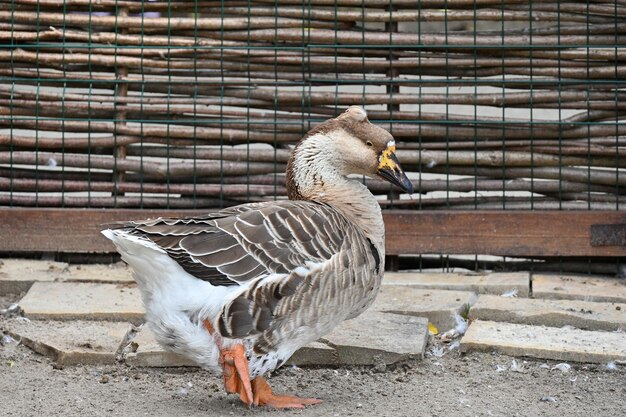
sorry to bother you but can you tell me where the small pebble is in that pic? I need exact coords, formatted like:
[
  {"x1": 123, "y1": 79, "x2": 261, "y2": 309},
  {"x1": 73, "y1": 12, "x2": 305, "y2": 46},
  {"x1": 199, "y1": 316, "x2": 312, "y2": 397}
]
[
  {"x1": 501, "y1": 288, "x2": 518, "y2": 298},
  {"x1": 1, "y1": 334, "x2": 17, "y2": 346},
  {"x1": 551, "y1": 363, "x2": 571, "y2": 373},
  {"x1": 540, "y1": 396, "x2": 557, "y2": 402},
  {"x1": 99, "y1": 375, "x2": 109, "y2": 384},
  {"x1": 510, "y1": 360, "x2": 525, "y2": 373}
]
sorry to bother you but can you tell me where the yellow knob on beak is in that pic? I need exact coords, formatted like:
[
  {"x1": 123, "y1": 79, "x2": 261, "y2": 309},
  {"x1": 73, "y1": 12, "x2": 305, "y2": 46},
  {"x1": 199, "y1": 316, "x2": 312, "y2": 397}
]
[{"x1": 376, "y1": 146, "x2": 414, "y2": 194}]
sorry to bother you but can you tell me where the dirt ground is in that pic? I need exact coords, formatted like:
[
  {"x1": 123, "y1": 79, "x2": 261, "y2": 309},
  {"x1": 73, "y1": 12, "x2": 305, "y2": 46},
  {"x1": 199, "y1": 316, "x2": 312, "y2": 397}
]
[{"x1": 1, "y1": 296, "x2": 625, "y2": 417}]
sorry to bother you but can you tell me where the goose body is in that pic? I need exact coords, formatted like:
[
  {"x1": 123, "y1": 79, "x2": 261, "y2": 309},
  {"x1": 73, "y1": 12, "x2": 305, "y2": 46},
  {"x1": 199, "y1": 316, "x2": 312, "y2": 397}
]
[{"x1": 102, "y1": 106, "x2": 413, "y2": 408}]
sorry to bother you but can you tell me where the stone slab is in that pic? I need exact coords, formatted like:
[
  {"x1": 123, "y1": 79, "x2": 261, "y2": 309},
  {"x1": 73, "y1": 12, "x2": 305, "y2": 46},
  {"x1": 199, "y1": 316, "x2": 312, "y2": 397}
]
[
  {"x1": 4, "y1": 319, "x2": 129, "y2": 365},
  {"x1": 125, "y1": 326, "x2": 198, "y2": 367},
  {"x1": 384, "y1": 272, "x2": 529, "y2": 297},
  {"x1": 322, "y1": 311, "x2": 428, "y2": 365},
  {"x1": 533, "y1": 274, "x2": 626, "y2": 303},
  {"x1": 126, "y1": 326, "x2": 338, "y2": 368},
  {"x1": 0, "y1": 259, "x2": 67, "y2": 294},
  {"x1": 126, "y1": 311, "x2": 424, "y2": 368},
  {"x1": 62, "y1": 263, "x2": 134, "y2": 283},
  {"x1": 372, "y1": 286, "x2": 476, "y2": 330},
  {"x1": 19, "y1": 282, "x2": 144, "y2": 324},
  {"x1": 460, "y1": 320, "x2": 626, "y2": 364},
  {"x1": 0, "y1": 259, "x2": 134, "y2": 295},
  {"x1": 287, "y1": 341, "x2": 338, "y2": 367},
  {"x1": 472, "y1": 295, "x2": 626, "y2": 331}
]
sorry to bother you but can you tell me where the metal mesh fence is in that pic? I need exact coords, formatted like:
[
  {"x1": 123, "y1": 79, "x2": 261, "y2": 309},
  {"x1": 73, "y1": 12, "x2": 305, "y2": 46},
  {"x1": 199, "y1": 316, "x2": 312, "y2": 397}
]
[{"x1": 1, "y1": 1, "x2": 624, "y2": 211}]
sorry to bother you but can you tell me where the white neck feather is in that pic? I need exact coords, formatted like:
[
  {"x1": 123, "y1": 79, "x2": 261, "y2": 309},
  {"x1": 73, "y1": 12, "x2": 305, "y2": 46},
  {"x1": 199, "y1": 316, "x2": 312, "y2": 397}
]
[{"x1": 289, "y1": 133, "x2": 386, "y2": 255}]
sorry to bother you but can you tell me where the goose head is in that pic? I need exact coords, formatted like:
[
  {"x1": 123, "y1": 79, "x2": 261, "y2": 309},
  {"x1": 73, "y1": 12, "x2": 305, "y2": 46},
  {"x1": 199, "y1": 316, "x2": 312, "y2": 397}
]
[{"x1": 286, "y1": 106, "x2": 414, "y2": 200}]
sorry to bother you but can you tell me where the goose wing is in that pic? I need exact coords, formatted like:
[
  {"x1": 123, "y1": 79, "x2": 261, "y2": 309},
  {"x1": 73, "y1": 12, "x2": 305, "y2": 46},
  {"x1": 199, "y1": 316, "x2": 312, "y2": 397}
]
[{"x1": 119, "y1": 200, "x2": 379, "y2": 287}]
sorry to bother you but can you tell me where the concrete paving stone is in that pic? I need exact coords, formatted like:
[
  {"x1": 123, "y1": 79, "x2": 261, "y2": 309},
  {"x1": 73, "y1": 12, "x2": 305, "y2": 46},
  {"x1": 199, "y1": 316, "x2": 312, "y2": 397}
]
[
  {"x1": 472, "y1": 295, "x2": 626, "y2": 332},
  {"x1": 0, "y1": 259, "x2": 67, "y2": 294},
  {"x1": 322, "y1": 310, "x2": 428, "y2": 366},
  {"x1": 460, "y1": 320, "x2": 626, "y2": 364},
  {"x1": 19, "y1": 282, "x2": 144, "y2": 324},
  {"x1": 126, "y1": 310, "x2": 422, "y2": 368},
  {"x1": 4, "y1": 319, "x2": 129, "y2": 365},
  {"x1": 0, "y1": 259, "x2": 134, "y2": 295},
  {"x1": 372, "y1": 285, "x2": 477, "y2": 330},
  {"x1": 125, "y1": 325, "x2": 198, "y2": 368},
  {"x1": 383, "y1": 272, "x2": 530, "y2": 297},
  {"x1": 533, "y1": 274, "x2": 626, "y2": 303},
  {"x1": 62, "y1": 263, "x2": 134, "y2": 283},
  {"x1": 287, "y1": 341, "x2": 338, "y2": 367},
  {"x1": 126, "y1": 326, "x2": 338, "y2": 368}
]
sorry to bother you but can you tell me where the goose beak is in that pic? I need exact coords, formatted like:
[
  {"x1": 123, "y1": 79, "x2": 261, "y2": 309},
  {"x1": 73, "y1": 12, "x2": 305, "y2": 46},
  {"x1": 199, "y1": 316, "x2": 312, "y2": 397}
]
[{"x1": 376, "y1": 147, "x2": 414, "y2": 194}]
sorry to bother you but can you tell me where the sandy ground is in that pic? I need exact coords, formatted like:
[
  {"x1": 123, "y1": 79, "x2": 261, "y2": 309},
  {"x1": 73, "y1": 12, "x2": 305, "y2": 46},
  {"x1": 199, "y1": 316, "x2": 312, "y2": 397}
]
[{"x1": 1, "y1": 296, "x2": 625, "y2": 417}]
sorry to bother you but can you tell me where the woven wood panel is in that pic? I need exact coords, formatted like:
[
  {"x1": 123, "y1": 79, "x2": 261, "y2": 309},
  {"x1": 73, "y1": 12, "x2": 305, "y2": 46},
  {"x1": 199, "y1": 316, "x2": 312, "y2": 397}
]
[{"x1": 1, "y1": 1, "x2": 624, "y2": 212}]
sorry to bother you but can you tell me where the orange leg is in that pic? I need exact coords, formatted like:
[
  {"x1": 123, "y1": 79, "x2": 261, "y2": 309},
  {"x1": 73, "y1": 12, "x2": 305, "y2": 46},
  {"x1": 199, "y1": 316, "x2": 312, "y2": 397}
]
[
  {"x1": 221, "y1": 345, "x2": 254, "y2": 407},
  {"x1": 202, "y1": 320, "x2": 320, "y2": 409},
  {"x1": 252, "y1": 376, "x2": 322, "y2": 409},
  {"x1": 203, "y1": 320, "x2": 253, "y2": 407}
]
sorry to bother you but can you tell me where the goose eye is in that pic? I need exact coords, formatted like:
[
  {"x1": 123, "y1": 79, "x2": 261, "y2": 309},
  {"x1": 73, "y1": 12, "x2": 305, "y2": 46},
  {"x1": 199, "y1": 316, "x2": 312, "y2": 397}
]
[{"x1": 366, "y1": 141, "x2": 373, "y2": 147}]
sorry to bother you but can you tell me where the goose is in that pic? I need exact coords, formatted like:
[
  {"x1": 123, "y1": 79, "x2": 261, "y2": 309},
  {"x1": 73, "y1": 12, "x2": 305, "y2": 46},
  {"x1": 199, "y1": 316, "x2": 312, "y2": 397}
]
[{"x1": 102, "y1": 106, "x2": 413, "y2": 409}]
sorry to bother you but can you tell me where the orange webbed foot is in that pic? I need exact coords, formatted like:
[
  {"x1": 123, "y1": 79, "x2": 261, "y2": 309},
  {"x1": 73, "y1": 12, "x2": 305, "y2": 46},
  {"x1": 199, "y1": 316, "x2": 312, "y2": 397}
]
[
  {"x1": 252, "y1": 376, "x2": 322, "y2": 409},
  {"x1": 203, "y1": 320, "x2": 319, "y2": 409},
  {"x1": 220, "y1": 345, "x2": 254, "y2": 407},
  {"x1": 203, "y1": 320, "x2": 254, "y2": 407}
]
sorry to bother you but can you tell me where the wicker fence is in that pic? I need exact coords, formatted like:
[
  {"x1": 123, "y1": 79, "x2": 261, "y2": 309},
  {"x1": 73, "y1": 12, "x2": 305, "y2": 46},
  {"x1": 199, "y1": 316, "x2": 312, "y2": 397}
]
[{"x1": 1, "y1": 1, "x2": 624, "y2": 213}]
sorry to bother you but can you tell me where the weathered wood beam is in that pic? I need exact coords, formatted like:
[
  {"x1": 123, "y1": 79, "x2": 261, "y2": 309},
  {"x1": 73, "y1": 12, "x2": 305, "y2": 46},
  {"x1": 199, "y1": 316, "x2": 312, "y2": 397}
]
[{"x1": 0, "y1": 208, "x2": 623, "y2": 257}]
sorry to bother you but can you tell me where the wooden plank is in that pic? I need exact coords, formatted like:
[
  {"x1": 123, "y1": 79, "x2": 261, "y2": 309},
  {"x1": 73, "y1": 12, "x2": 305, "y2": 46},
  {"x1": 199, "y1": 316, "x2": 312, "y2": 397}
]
[
  {"x1": 0, "y1": 208, "x2": 195, "y2": 253},
  {"x1": 384, "y1": 210, "x2": 626, "y2": 257},
  {"x1": 0, "y1": 208, "x2": 624, "y2": 256}
]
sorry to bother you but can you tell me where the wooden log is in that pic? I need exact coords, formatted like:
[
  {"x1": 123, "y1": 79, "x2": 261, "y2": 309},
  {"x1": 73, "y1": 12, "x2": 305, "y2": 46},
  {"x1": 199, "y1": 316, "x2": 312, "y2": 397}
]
[
  {"x1": 0, "y1": 195, "x2": 236, "y2": 209},
  {"x1": 428, "y1": 166, "x2": 625, "y2": 188},
  {"x1": 212, "y1": 27, "x2": 626, "y2": 48},
  {"x1": 0, "y1": 10, "x2": 346, "y2": 31},
  {"x1": 0, "y1": 151, "x2": 285, "y2": 179},
  {"x1": 9, "y1": 0, "x2": 622, "y2": 23},
  {"x1": 0, "y1": 177, "x2": 285, "y2": 197},
  {"x1": 213, "y1": 6, "x2": 608, "y2": 24},
  {"x1": 4, "y1": 83, "x2": 625, "y2": 109}
]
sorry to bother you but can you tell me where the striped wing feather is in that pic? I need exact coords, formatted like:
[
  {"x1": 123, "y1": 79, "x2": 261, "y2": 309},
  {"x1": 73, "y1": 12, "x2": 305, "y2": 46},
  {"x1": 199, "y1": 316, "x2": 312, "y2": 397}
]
[
  {"x1": 119, "y1": 200, "x2": 378, "y2": 348},
  {"x1": 120, "y1": 201, "x2": 361, "y2": 286}
]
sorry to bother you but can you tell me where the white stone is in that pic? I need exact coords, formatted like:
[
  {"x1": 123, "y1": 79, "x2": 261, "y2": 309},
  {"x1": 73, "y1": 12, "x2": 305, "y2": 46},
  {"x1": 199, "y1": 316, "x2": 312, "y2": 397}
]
[
  {"x1": 125, "y1": 326, "x2": 197, "y2": 367},
  {"x1": 384, "y1": 272, "x2": 529, "y2": 297},
  {"x1": 62, "y1": 263, "x2": 134, "y2": 283},
  {"x1": 0, "y1": 259, "x2": 66, "y2": 294},
  {"x1": 287, "y1": 342, "x2": 338, "y2": 367},
  {"x1": 472, "y1": 294, "x2": 626, "y2": 331},
  {"x1": 322, "y1": 310, "x2": 428, "y2": 365},
  {"x1": 19, "y1": 282, "x2": 144, "y2": 324},
  {"x1": 372, "y1": 286, "x2": 477, "y2": 330},
  {"x1": 533, "y1": 274, "x2": 626, "y2": 303},
  {"x1": 5, "y1": 319, "x2": 129, "y2": 365},
  {"x1": 461, "y1": 320, "x2": 626, "y2": 364}
]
